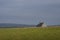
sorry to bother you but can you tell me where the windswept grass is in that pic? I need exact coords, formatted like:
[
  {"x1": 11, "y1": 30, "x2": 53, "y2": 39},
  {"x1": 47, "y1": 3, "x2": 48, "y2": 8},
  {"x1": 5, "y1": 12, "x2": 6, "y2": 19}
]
[{"x1": 0, "y1": 27, "x2": 60, "y2": 40}]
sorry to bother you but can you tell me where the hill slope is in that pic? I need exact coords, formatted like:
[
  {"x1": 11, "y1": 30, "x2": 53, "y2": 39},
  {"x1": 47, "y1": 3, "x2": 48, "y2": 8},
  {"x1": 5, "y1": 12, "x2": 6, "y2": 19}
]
[{"x1": 0, "y1": 23, "x2": 35, "y2": 28}]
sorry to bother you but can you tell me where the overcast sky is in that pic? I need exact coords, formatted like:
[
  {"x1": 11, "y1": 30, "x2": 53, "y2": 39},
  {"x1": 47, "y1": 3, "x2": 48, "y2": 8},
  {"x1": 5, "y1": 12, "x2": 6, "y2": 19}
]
[{"x1": 0, "y1": 0, "x2": 60, "y2": 25}]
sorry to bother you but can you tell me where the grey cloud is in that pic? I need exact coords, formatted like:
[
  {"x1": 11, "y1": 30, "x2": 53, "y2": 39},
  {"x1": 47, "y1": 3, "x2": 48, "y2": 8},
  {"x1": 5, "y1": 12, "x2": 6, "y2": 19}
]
[{"x1": 0, "y1": 0, "x2": 60, "y2": 25}]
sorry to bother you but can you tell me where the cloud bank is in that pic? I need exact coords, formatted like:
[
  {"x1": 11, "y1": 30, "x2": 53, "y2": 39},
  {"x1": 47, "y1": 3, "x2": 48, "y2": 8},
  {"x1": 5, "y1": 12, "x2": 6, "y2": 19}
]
[{"x1": 0, "y1": 0, "x2": 60, "y2": 25}]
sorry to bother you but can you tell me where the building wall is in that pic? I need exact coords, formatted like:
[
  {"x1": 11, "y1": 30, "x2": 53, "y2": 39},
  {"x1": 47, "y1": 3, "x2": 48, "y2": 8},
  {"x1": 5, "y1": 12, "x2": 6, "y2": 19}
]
[{"x1": 41, "y1": 23, "x2": 47, "y2": 27}]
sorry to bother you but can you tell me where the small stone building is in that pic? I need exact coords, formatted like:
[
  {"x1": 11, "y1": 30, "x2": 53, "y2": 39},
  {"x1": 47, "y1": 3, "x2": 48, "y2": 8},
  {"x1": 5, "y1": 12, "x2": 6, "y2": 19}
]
[{"x1": 36, "y1": 22, "x2": 47, "y2": 27}]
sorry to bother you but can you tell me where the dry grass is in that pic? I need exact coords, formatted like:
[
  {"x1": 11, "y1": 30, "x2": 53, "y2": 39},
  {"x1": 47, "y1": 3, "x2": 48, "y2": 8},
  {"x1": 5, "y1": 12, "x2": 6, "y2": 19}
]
[{"x1": 0, "y1": 27, "x2": 60, "y2": 40}]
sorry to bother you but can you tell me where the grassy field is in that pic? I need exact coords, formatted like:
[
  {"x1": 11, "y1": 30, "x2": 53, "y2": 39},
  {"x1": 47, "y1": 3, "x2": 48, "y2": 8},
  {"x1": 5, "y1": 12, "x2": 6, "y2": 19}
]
[{"x1": 0, "y1": 27, "x2": 60, "y2": 40}]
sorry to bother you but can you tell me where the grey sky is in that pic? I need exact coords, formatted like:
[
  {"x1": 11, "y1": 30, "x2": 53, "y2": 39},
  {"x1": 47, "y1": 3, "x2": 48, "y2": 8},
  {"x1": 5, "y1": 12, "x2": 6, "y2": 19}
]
[{"x1": 0, "y1": 0, "x2": 60, "y2": 25}]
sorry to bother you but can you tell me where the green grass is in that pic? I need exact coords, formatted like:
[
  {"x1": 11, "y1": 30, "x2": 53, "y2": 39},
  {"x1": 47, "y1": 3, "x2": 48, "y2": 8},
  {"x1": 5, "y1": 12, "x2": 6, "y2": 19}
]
[{"x1": 0, "y1": 27, "x2": 60, "y2": 40}]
